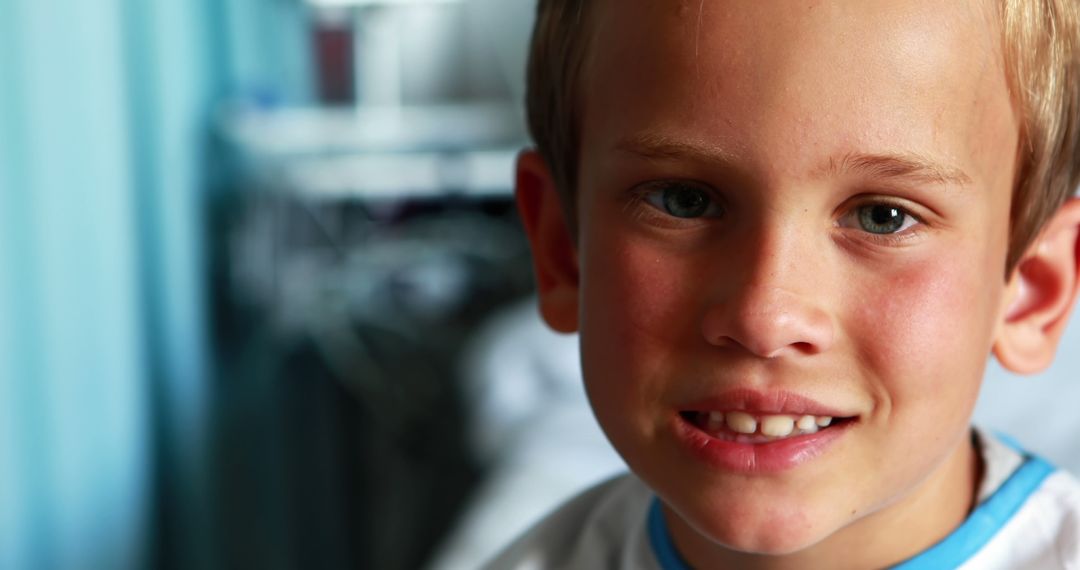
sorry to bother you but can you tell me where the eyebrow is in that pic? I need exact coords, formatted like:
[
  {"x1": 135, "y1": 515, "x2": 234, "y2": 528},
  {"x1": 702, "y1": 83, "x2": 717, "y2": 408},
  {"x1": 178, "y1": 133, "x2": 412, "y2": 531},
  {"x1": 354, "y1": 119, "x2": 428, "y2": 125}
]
[
  {"x1": 615, "y1": 133, "x2": 739, "y2": 164},
  {"x1": 614, "y1": 134, "x2": 973, "y2": 187},
  {"x1": 826, "y1": 152, "x2": 973, "y2": 187}
]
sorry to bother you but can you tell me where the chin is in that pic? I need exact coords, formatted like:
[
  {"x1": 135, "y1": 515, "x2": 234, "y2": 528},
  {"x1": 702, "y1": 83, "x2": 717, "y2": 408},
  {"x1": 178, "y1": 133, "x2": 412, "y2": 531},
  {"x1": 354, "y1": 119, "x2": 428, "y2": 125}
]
[{"x1": 674, "y1": 496, "x2": 838, "y2": 556}]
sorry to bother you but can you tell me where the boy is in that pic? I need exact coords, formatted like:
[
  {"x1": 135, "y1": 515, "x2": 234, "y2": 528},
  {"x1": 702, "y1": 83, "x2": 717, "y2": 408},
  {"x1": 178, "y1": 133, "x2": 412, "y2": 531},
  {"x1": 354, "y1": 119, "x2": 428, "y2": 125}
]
[{"x1": 488, "y1": 0, "x2": 1080, "y2": 568}]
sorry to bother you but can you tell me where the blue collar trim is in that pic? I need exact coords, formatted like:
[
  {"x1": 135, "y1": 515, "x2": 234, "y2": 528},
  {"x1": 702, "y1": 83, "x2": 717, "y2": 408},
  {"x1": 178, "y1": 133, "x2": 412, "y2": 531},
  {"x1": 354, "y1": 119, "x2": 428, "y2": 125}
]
[
  {"x1": 647, "y1": 499, "x2": 692, "y2": 570},
  {"x1": 647, "y1": 455, "x2": 1054, "y2": 570},
  {"x1": 891, "y1": 454, "x2": 1053, "y2": 569}
]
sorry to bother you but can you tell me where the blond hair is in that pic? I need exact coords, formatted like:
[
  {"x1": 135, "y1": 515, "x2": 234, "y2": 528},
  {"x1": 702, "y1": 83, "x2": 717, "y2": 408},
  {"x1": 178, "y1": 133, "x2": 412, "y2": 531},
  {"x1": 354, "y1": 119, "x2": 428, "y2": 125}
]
[
  {"x1": 1001, "y1": 0, "x2": 1080, "y2": 269},
  {"x1": 525, "y1": 0, "x2": 1080, "y2": 271}
]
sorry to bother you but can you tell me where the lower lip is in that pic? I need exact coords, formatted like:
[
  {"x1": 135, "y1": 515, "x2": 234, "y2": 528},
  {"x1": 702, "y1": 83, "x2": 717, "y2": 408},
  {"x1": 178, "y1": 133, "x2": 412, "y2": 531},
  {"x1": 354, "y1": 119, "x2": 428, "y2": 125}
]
[{"x1": 672, "y1": 414, "x2": 852, "y2": 474}]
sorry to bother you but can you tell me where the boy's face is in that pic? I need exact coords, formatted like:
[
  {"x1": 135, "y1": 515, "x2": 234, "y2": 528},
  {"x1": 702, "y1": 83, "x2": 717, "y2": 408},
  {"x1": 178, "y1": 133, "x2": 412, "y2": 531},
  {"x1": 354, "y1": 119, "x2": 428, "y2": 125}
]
[{"x1": 570, "y1": 0, "x2": 1019, "y2": 562}]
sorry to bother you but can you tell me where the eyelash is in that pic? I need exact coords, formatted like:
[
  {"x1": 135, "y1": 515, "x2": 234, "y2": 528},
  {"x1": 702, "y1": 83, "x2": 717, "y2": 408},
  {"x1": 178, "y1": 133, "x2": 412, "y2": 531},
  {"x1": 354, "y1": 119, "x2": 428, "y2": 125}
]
[
  {"x1": 628, "y1": 181, "x2": 926, "y2": 245},
  {"x1": 627, "y1": 180, "x2": 724, "y2": 225},
  {"x1": 837, "y1": 199, "x2": 925, "y2": 246}
]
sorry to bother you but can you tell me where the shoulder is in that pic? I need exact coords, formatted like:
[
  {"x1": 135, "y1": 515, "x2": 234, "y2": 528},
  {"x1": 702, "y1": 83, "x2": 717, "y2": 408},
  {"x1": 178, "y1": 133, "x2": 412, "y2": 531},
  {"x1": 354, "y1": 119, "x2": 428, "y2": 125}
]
[
  {"x1": 1020, "y1": 469, "x2": 1080, "y2": 568},
  {"x1": 913, "y1": 430, "x2": 1080, "y2": 569},
  {"x1": 964, "y1": 457, "x2": 1080, "y2": 569},
  {"x1": 482, "y1": 472, "x2": 660, "y2": 570}
]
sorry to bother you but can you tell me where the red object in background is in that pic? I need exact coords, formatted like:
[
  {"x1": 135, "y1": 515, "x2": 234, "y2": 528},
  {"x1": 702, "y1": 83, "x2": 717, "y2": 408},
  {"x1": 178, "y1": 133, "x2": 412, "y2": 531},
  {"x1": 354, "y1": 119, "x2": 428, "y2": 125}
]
[{"x1": 314, "y1": 20, "x2": 355, "y2": 104}]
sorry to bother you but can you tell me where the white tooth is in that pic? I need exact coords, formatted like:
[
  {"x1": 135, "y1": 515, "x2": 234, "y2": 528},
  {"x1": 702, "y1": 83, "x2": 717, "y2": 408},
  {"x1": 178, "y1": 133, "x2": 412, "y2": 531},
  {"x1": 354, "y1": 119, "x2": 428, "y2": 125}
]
[
  {"x1": 726, "y1": 412, "x2": 757, "y2": 434},
  {"x1": 761, "y1": 415, "x2": 795, "y2": 437},
  {"x1": 796, "y1": 415, "x2": 817, "y2": 431},
  {"x1": 706, "y1": 412, "x2": 725, "y2": 432},
  {"x1": 816, "y1": 416, "x2": 833, "y2": 427}
]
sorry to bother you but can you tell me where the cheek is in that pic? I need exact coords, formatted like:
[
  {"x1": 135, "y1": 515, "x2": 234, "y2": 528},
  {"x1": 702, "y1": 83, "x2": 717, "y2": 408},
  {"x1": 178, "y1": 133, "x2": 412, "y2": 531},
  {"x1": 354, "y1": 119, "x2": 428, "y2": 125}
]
[
  {"x1": 581, "y1": 233, "x2": 695, "y2": 354},
  {"x1": 850, "y1": 251, "x2": 997, "y2": 420},
  {"x1": 577, "y1": 230, "x2": 701, "y2": 421}
]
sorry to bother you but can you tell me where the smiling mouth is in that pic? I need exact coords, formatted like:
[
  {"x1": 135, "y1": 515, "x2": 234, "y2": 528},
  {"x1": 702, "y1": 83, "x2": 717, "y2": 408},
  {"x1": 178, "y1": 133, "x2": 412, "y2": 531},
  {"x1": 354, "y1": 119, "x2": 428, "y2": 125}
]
[{"x1": 680, "y1": 410, "x2": 857, "y2": 443}]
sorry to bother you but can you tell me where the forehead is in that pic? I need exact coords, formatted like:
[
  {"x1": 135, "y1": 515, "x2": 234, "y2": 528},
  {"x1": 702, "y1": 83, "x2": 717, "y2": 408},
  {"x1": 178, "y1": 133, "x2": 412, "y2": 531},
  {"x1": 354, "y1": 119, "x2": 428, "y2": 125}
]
[{"x1": 580, "y1": 0, "x2": 1016, "y2": 187}]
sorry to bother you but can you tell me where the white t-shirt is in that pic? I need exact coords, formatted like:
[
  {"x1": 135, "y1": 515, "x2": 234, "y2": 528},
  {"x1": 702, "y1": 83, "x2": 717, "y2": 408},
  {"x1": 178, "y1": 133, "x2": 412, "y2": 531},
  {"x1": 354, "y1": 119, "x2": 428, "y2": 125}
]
[{"x1": 484, "y1": 430, "x2": 1080, "y2": 569}]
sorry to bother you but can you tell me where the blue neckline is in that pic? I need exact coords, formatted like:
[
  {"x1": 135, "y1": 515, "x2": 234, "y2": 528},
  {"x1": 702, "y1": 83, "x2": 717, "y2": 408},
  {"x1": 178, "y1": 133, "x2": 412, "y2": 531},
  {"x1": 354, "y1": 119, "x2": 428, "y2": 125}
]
[
  {"x1": 891, "y1": 454, "x2": 1053, "y2": 568},
  {"x1": 647, "y1": 498, "x2": 692, "y2": 570},
  {"x1": 647, "y1": 455, "x2": 1054, "y2": 570}
]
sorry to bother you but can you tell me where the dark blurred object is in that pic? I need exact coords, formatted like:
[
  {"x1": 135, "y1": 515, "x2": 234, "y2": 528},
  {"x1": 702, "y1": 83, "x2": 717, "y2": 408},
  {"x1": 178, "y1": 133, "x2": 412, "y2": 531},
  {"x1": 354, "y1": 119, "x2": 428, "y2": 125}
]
[
  {"x1": 313, "y1": 10, "x2": 355, "y2": 104},
  {"x1": 208, "y1": 99, "x2": 530, "y2": 569},
  {"x1": 207, "y1": 0, "x2": 531, "y2": 562}
]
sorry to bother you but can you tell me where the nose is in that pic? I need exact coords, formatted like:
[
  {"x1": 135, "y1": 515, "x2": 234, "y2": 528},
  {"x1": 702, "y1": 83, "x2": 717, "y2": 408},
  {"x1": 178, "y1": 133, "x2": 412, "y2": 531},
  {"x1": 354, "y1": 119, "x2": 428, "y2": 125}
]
[{"x1": 700, "y1": 228, "x2": 835, "y2": 359}]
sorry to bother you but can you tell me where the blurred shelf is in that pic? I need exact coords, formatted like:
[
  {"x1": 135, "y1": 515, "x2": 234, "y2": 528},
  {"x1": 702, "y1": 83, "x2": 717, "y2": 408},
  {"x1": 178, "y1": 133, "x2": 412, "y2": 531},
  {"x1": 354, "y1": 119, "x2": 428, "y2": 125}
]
[
  {"x1": 222, "y1": 101, "x2": 525, "y2": 155},
  {"x1": 305, "y1": 0, "x2": 462, "y2": 7},
  {"x1": 270, "y1": 148, "x2": 520, "y2": 200},
  {"x1": 218, "y1": 102, "x2": 528, "y2": 200}
]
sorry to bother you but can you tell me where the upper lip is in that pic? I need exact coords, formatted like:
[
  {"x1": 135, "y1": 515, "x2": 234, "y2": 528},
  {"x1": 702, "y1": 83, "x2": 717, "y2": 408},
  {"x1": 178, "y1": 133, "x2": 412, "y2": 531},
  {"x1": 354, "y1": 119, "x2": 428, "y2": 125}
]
[{"x1": 679, "y1": 388, "x2": 857, "y2": 418}]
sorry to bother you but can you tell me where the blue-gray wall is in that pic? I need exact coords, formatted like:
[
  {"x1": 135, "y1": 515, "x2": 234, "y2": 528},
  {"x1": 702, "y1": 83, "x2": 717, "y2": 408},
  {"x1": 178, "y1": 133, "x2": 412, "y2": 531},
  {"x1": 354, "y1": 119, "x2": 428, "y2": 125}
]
[{"x1": 0, "y1": 1, "x2": 310, "y2": 568}]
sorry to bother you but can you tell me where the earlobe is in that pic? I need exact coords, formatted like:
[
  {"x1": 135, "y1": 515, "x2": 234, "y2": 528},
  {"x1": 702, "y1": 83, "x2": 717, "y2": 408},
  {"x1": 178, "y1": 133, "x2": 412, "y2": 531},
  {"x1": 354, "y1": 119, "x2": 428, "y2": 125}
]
[
  {"x1": 994, "y1": 197, "x2": 1080, "y2": 374},
  {"x1": 515, "y1": 150, "x2": 580, "y2": 333}
]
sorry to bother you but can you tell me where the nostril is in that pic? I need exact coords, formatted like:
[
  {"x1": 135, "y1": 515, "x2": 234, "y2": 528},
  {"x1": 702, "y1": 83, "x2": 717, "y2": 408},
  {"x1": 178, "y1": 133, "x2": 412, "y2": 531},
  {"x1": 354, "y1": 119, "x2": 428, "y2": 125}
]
[{"x1": 705, "y1": 334, "x2": 740, "y2": 350}]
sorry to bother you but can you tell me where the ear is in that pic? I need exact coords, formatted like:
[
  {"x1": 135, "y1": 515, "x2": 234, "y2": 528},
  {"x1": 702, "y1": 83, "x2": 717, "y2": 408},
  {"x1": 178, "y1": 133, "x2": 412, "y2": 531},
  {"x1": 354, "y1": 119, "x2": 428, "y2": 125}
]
[
  {"x1": 994, "y1": 197, "x2": 1080, "y2": 374},
  {"x1": 515, "y1": 150, "x2": 580, "y2": 333}
]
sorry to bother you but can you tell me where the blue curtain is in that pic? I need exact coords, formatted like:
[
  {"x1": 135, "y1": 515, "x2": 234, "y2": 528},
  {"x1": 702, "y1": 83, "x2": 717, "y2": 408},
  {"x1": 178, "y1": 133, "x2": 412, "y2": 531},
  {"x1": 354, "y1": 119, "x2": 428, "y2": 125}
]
[{"x1": 0, "y1": 1, "x2": 309, "y2": 569}]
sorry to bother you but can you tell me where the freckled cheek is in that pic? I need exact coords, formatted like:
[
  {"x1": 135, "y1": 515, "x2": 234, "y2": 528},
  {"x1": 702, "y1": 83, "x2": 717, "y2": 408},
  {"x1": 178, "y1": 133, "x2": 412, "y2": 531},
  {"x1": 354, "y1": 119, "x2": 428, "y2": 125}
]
[
  {"x1": 582, "y1": 236, "x2": 696, "y2": 342},
  {"x1": 579, "y1": 234, "x2": 701, "y2": 411}
]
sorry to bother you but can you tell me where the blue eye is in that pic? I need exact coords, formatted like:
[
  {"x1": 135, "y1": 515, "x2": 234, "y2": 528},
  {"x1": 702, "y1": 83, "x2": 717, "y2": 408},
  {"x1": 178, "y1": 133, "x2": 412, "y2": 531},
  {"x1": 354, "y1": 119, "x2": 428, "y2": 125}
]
[
  {"x1": 842, "y1": 203, "x2": 918, "y2": 234},
  {"x1": 858, "y1": 204, "x2": 907, "y2": 234},
  {"x1": 642, "y1": 182, "x2": 723, "y2": 219}
]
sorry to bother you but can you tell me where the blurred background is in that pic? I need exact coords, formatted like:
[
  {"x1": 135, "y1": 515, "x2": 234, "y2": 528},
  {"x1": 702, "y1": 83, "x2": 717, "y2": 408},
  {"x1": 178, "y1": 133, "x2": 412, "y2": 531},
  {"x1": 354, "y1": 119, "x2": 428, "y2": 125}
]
[{"x1": 0, "y1": 1, "x2": 1077, "y2": 569}]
